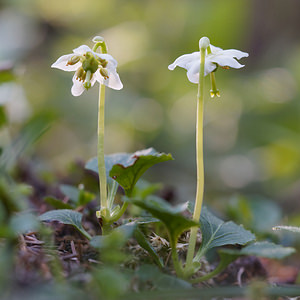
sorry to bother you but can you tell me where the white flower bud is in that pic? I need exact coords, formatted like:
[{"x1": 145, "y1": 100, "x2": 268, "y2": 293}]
[
  {"x1": 199, "y1": 37, "x2": 210, "y2": 49},
  {"x1": 92, "y1": 36, "x2": 105, "y2": 43}
]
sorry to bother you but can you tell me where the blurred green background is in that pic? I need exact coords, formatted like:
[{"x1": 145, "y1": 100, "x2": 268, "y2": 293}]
[{"x1": 1, "y1": 0, "x2": 300, "y2": 214}]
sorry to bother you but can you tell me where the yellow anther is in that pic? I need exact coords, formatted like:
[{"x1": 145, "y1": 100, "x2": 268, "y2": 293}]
[
  {"x1": 75, "y1": 67, "x2": 86, "y2": 82},
  {"x1": 210, "y1": 89, "x2": 220, "y2": 98},
  {"x1": 100, "y1": 68, "x2": 109, "y2": 79},
  {"x1": 67, "y1": 55, "x2": 80, "y2": 65},
  {"x1": 98, "y1": 58, "x2": 108, "y2": 68}
]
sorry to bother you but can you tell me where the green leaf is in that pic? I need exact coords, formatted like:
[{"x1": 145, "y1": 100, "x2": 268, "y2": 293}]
[
  {"x1": 239, "y1": 241, "x2": 295, "y2": 259},
  {"x1": 86, "y1": 148, "x2": 173, "y2": 196},
  {"x1": 39, "y1": 209, "x2": 91, "y2": 240},
  {"x1": 0, "y1": 106, "x2": 7, "y2": 129},
  {"x1": 90, "y1": 223, "x2": 137, "y2": 264},
  {"x1": 273, "y1": 225, "x2": 300, "y2": 234},
  {"x1": 60, "y1": 184, "x2": 79, "y2": 202},
  {"x1": 134, "y1": 227, "x2": 163, "y2": 268},
  {"x1": 92, "y1": 267, "x2": 129, "y2": 299},
  {"x1": 127, "y1": 216, "x2": 160, "y2": 224},
  {"x1": 0, "y1": 63, "x2": 15, "y2": 84},
  {"x1": 193, "y1": 241, "x2": 295, "y2": 283},
  {"x1": 0, "y1": 179, "x2": 29, "y2": 216},
  {"x1": 136, "y1": 265, "x2": 191, "y2": 290},
  {"x1": 44, "y1": 196, "x2": 74, "y2": 209},
  {"x1": 228, "y1": 195, "x2": 282, "y2": 233},
  {"x1": 191, "y1": 250, "x2": 237, "y2": 283},
  {"x1": 125, "y1": 196, "x2": 198, "y2": 245},
  {"x1": 0, "y1": 113, "x2": 52, "y2": 171},
  {"x1": 90, "y1": 222, "x2": 137, "y2": 249},
  {"x1": 86, "y1": 152, "x2": 129, "y2": 184},
  {"x1": 110, "y1": 148, "x2": 173, "y2": 196},
  {"x1": 59, "y1": 184, "x2": 95, "y2": 207},
  {"x1": 132, "y1": 180, "x2": 162, "y2": 199},
  {"x1": 195, "y1": 207, "x2": 255, "y2": 260},
  {"x1": 78, "y1": 189, "x2": 95, "y2": 206},
  {"x1": 221, "y1": 241, "x2": 295, "y2": 260},
  {"x1": 10, "y1": 212, "x2": 40, "y2": 235}
]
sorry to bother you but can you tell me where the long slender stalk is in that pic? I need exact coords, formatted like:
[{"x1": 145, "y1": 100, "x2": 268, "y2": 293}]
[
  {"x1": 97, "y1": 83, "x2": 108, "y2": 215},
  {"x1": 93, "y1": 40, "x2": 110, "y2": 223},
  {"x1": 185, "y1": 44, "x2": 207, "y2": 271}
]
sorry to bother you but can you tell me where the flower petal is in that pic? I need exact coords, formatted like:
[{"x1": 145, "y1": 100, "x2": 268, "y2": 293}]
[
  {"x1": 210, "y1": 45, "x2": 224, "y2": 55},
  {"x1": 210, "y1": 54, "x2": 245, "y2": 69},
  {"x1": 95, "y1": 53, "x2": 118, "y2": 68},
  {"x1": 73, "y1": 45, "x2": 92, "y2": 55},
  {"x1": 221, "y1": 49, "x2": 249, "y2": 60},
  {"x1": 106, "y1": 71, "x2": 123, "y2": 90},
  {"x1": 204, "y1": 60, "x2": 218, "y2": 76},
  {"x1": 51, "y1": 54, "x2": 80, "y2": 71},
  {"x1": 90, "y1": 73, "x2": 97, "y2": 87},
  {"x1": 184, "y1": 60, "x2": 217, "y2": 83},
  {"x1": 71, "y1": 74, "x2": 85, "y2": 97},
  {"x1": 95, "y1": 69, "x2": 123, "y2": 90},
  {"x1": 186, "y1": 61, "x2": 200, "y2": 84},
  {"x1": 168, "y1": 52, "x2": 199, "y2": 71}
]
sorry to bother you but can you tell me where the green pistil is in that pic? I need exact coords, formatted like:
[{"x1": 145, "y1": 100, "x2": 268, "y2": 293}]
[
  {"x1": 83, "y1": 70, "x2": 92, "y2": 89},
  {"x1": 82, "y1": 52, "x2": 99, "y2": 73}
]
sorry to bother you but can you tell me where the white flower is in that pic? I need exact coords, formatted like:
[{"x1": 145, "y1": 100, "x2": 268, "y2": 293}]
[
  {"x1": 168, "y1": 45, "x2": 248, "y2": 84},
  {"x1": 51, "y1": 45, "x2": 123, "y2": 96}
]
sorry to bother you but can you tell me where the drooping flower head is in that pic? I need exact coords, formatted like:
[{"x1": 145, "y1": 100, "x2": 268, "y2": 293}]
[
  {"x1": 51, "y1": 39, "x2": 123, "y2": 96},
  {"x1": 168, "y1": 41, "x2": 248, "y2": 85}
]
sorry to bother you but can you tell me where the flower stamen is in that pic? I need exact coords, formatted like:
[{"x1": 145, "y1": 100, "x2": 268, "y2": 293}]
[
  {"x1": 210, "y1": 72, "x2": 220, "y2": 98},
  {"x1": 99, "y1": 67, "x2": 109, "y2": 80},
  {"x1": 75, "y1": 67, "x2": 86, "y2": 82},
  {"x1": 98, "y1": 58, "x2": 108, "y2": 68},
  {"x1": 67, "y1": 55, "x2": 80, "y2": 66}
]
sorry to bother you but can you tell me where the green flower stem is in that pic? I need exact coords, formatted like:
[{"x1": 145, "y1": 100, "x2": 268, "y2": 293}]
[
  {"x1": 93, "y1": 39, "x2": 111, "y2": 226},
  {"x1": 185, "y1": 43, "x2": 207, "y2": 271},
  {"x1": 97, "y1": 83, "x2": 108, "y2": 217},
  {"x1": 93, "y1": 41, "x2": 108, "y2": 54},
  {"x1": 170, "y1": 238, "x2": 184, "y2": 277}
]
